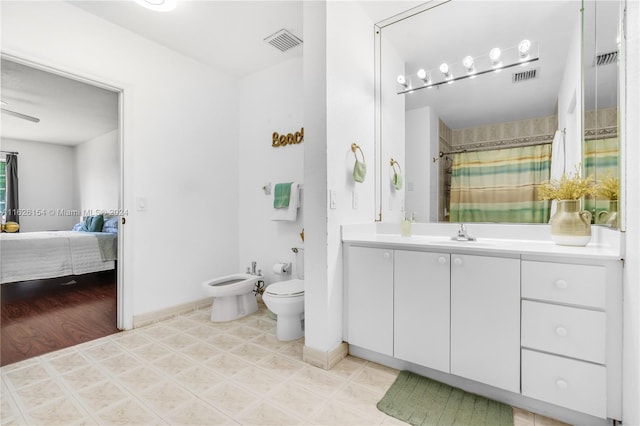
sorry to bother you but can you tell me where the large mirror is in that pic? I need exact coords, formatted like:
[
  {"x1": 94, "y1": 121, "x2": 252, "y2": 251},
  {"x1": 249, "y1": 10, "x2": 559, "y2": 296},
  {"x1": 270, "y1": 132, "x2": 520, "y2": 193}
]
[
  {"x1": 376, "y1": 0, "x2": 623, "y2": 228},
  {"x1": 583, "y1": 0, "x2": 623, "y2": 229}
]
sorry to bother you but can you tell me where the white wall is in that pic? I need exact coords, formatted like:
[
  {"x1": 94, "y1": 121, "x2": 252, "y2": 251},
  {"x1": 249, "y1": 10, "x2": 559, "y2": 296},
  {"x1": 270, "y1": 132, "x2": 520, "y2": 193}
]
[
  {"x1": 237, "y1": 58, "x2": 304, "y2": 285},
  {"x1": 557, "y1": 11, "x2": 583, "y2": 174},
  {"x1": 1, "y1": 1, "x2": 239, "y2": 323},
  {"x1": 303, "y1": 1, "x2": 375, "y2": 353},
  {"x1": 405, "y1": 106, "x2": 439, "y2": 222},
  {"x1": 1, "y1": 138, "x2": 78, "y2": 232},
  {"x1": 75, "y1": 129, "x2": 119, "y2": 214}
]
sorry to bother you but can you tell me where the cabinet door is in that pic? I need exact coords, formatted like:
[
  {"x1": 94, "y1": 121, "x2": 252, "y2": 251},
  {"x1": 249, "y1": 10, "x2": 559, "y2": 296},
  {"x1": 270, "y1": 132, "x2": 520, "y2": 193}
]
[
  {"x1": 451, "y1": 254, "x2": 520, "y2": 393},
  {"x1": 346, "y1": 246, "x2": 394, "y2": 356},
  {"x1": 394, "y1": 251, "x2": 450, "y2": 373}
]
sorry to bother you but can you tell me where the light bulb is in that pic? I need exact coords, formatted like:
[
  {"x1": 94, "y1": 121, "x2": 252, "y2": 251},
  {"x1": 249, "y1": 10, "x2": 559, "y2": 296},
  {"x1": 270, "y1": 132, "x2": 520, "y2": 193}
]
[
  {"x1": 397, "y1": 75, "x2": 407, "y2": 87},
  {"x1": 416, "y1": 69, "x2": 431, "y2": 85},
  {"x1": 489, "y1": 47, "x2": 502, "y2": 69},
  {"x1": 518, "y1": 39, "x2": 531, "y2": 60},
  {"x1": 439, "y1": 63, "x2": 449, "y2": 74},
  {"x1": 462, "y1": 56, "x2": 475, "y2": 74}
]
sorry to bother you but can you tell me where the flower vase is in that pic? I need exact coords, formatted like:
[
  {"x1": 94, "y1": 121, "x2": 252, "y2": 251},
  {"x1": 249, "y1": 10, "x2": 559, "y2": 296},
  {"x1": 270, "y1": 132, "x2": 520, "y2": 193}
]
[
  {"x1": 597, "y1": 201, "x2": 618, "y2": 228},
  {"x1": 550, "y1": 199, "x2": 592, "y2": 246}
]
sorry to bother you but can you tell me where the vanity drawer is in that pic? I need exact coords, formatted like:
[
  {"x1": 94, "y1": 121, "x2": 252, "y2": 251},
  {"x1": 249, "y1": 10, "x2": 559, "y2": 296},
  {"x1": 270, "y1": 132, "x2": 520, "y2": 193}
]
[
  {"x1": 521, "y1": 261, "x2": 606, "y2": 309},
  {"x1": 521, "y1": 301, "x2": 606, "y2": 364},
  {"x1": 522, "y1": 349, "x2": 606, "y2": 419}
]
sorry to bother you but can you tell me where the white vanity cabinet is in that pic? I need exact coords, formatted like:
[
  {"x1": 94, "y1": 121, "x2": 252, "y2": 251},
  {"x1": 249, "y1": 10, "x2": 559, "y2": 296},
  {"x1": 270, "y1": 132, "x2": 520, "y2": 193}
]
[
  {"x1": 394, "y1": 250, "x2": 450, "y2": 373},
  {"x1": 520, "y1": 259, "x2": 622, "y2": 419},
  {"x1": 450, "y1": 254, "x2": 520, "y2": 393},
  {"x1": 346, "y1": 246, "x2": 394, "y2": 356}
]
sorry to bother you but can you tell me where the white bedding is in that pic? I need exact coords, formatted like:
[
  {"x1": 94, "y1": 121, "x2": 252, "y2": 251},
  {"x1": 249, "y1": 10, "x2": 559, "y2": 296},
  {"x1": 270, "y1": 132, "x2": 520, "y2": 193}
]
[{"x1": 0, "y1": 231, "x2": 116, "y2": 284}]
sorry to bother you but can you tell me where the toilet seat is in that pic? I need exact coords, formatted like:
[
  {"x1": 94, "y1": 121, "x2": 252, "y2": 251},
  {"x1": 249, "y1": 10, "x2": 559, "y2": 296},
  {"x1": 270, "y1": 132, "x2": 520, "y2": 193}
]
[{"x1": 265, "y1": 279, "x2": 304, "y2": 298}]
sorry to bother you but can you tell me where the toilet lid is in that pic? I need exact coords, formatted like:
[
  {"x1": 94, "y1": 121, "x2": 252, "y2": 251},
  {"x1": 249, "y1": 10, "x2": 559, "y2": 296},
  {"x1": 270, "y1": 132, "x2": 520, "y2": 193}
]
[{"x1": 265, "y1": 279, "x2": 304, "y2": 297}]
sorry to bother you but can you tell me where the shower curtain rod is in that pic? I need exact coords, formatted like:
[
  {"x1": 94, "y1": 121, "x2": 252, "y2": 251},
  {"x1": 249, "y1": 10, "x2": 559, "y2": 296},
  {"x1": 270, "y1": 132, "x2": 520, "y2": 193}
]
[
  {"x1": 436, "y1": 139, "x2": 553, "y2": 160},
  {"x1": 1, "y1": 150, "x2": 19, "y2": 155}
]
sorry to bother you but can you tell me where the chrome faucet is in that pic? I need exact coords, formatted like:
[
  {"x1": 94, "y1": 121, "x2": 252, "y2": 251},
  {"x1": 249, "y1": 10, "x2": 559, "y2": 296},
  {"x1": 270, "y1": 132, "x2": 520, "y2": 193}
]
[
  {"x1": 452, "y1": 223, "x2": 476, "y2": 241},
  {"x1": 251, "y1": 261, "x2": 257, "y2": 275}
]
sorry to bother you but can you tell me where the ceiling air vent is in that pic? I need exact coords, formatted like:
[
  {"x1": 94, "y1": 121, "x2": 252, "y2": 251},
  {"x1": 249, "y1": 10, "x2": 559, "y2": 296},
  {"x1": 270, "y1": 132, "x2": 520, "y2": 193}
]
[
  {"x1": 264, "y1": 29, "x2": 302, "y2": 52},
  {"x1": 595, "y1": 51, "x2": 618, "y2": 66},
  {"x1": 512, "y1": 68, "x2": 538, "y2": 83}
]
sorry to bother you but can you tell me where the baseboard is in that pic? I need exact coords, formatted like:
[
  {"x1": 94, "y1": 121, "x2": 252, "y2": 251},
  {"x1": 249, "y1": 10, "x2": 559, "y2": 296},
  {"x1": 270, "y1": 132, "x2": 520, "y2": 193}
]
[
  {"x1": 133, "y1": 297, "x2": 212, "y2": 328},
  {"x1": 303, "y1": 341, "x2": 348, "y2": 370}
]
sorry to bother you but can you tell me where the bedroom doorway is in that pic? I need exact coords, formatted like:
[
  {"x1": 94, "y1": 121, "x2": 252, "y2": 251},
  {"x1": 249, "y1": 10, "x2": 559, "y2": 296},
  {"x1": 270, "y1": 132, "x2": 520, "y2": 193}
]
[{"x1": 0, "y1": 55, "x2": 125, "y2": 365}]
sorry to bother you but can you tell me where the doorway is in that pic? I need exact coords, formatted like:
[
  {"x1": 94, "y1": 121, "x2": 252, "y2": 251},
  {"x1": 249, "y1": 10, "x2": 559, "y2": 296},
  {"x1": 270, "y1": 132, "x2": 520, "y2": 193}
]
[{"x1": 0, "y1": 55, "x2": 125, "y2": 365}]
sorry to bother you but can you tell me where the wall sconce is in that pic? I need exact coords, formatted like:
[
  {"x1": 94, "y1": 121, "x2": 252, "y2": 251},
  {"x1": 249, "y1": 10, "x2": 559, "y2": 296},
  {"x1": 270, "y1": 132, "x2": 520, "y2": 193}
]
[{"x1": 396, "y1": 39, "x2": 539, "y2": 95}]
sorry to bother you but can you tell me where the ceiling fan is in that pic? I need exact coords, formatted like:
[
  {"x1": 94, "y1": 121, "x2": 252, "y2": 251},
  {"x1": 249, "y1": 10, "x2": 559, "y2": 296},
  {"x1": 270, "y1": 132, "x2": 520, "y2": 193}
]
[{"x1": 0, "y1": 100, "x2": 40, "y2": 123}]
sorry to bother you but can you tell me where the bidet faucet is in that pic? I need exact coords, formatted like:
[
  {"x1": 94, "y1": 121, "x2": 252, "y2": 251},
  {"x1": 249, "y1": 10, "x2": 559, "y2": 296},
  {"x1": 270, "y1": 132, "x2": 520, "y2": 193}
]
[{"x1": 452, "y1": 223, "x2": 476, "y2": 241}]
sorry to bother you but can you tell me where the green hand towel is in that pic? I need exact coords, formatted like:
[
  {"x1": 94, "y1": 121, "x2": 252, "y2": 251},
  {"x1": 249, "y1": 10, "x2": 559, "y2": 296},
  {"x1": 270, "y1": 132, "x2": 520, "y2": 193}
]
[
  {"x1": 393, "y1": 172, "x2": 403, "y2": 190},
  {"x1": 273, "y1": 182, "x2": 293, "y2": 208},
  {"x1": 353, "y1": 160, "x2": 367, "y2": 183}
]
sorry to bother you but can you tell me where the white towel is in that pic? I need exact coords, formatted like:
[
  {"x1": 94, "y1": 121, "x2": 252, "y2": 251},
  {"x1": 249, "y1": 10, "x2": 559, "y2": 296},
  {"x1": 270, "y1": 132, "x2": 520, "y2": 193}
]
[
  {"x1": 550, "y1": 129, "x2": 565, "y2": 181},
  {"x1": 549, "y1": 129, "x2": 566, "y2": 219},
  {"x1": 271, "y1": 183, "x2": 299, "y2": 221}
]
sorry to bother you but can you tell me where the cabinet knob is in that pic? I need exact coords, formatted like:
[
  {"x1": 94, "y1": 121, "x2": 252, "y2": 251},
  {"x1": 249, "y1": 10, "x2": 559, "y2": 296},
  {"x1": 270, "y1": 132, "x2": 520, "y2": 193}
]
[
  {"x1": 438, "y1": 256, "x2": 447, "y2": 264},
  {"x1": 555, "y1": 379, "x2": 568, "y2": 389},
  {"x1": 453, "y1": 258, "x2": 463, "y2": 266},
  {"x1": 383, "y1": 252, "x2": 391, "y2": 259},
  {"x1": 555, "y1": 327, "x2": 568, "y2": 337},
  {"x1": 555, "y1": 279, "x2": 568, "y2": 289}
]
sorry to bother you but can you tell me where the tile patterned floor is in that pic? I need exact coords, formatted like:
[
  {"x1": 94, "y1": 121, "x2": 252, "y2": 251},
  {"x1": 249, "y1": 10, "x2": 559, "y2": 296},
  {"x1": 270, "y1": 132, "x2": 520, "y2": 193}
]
[{"x1": 0, "y1": 303, "x2": 568, "y2": 425}]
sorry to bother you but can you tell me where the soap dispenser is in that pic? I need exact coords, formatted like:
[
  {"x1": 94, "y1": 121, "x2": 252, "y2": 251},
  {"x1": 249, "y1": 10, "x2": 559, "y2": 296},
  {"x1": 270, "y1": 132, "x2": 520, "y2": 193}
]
[{"x1": 400, "y1": 215, "x2": 412, "y2": 237}]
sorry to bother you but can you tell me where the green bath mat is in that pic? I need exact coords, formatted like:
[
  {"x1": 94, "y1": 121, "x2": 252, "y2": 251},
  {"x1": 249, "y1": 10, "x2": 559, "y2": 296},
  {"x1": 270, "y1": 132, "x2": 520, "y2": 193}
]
[{"x1": 377, "y1": 371, "x2": 513, "y2": 426}]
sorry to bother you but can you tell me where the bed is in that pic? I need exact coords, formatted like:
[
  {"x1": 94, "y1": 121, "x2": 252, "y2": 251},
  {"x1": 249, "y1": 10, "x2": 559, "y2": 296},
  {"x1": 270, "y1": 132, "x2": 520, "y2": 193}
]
[{"x1": 0, "y1": 231, "x2": 117, "y2": 284}]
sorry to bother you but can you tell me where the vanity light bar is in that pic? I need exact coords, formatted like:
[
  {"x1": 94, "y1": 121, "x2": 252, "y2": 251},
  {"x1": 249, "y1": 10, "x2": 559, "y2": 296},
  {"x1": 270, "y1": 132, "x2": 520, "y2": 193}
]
[{"x1": 396, "y1": 40, "x2": 539, "y2": 95}]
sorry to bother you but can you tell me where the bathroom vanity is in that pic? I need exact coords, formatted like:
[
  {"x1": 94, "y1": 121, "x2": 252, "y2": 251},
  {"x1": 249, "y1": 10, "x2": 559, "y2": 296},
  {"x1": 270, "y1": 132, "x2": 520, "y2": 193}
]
[{"x1": 342, "y1": 223, "x2": 622, "y2": 424}]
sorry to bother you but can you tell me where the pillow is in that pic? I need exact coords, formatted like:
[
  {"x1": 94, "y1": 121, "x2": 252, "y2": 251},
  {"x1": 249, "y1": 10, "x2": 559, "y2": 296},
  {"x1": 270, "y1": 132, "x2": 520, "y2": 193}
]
[
  {"x1": 72, "y1": 222, "x2": 84, "y2": 231},
  {"x1": 102, "y1": 216, "x2": 119, "y2": 231},
  {"x1": 80, "y1": 214, "x2": 104, "y2": 232}
]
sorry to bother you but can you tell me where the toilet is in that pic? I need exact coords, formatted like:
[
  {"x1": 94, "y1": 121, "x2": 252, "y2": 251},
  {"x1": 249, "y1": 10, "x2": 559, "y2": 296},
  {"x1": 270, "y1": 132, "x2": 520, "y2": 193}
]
[
  {"x1": 263, "y1": 278, "x2": 304, "y2": 341},
  {"x1": 202, "y1": 273, "x2": 262, "y2": 322}
]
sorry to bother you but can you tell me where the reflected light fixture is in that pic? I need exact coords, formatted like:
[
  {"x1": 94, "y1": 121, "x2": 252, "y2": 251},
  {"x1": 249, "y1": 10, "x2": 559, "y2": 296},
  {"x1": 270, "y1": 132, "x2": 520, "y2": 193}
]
[
  {"x1": 462, "y1": 56, "x2": 476, "y2": 75},
  {"x1": 518, "y1": 39, "x2": 531, "y2": 61},
  {"x1": 134, "y1": 0, "x2": 177, "y2": 12},
  {"x1": 417, "y1": 68, "x2": 432, "y2": 86},
  {"x1": 439, "y1": 63, "x2": 452, "y2": 81},
  {"x1": 489, "y1": 47, "x2": 502, "y2": 69},
  {"x1": 397, "y1": 75, "x2": 408, "y2": 89}
]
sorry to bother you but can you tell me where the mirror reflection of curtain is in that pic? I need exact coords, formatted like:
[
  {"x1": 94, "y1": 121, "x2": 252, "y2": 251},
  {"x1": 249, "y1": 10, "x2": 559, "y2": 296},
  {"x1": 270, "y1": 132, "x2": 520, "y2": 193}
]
[
  {"x1": 449, "y1": 145, "x2": 552, "y2": 223},
  {"x1": 5, "y1": 154, "x2": 19, "y2": 224},
  {"x1": 583, "y1": 137, "x2": 619, "y2": 216}
]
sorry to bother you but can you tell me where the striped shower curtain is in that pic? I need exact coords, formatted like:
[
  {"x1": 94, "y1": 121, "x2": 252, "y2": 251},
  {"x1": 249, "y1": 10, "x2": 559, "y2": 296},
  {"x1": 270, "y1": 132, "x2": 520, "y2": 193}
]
[
  {"x1": 583, "y1": 137, "x2": 619, "y2": 215},
  {"x1": 449, "y1": 144, "x2": 552, "y2": 223}
]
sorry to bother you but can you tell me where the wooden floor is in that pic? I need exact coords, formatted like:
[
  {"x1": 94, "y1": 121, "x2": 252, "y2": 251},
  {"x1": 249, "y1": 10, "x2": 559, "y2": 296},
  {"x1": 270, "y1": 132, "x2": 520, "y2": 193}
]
[{"x1": 1, "y1": 270, "x2": 119, "y2": 367}]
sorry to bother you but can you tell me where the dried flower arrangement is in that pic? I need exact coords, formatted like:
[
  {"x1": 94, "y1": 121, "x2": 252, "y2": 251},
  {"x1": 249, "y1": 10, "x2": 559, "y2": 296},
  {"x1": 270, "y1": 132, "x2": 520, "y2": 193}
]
[
  {"x1": 538, "y1": 167, "x2": 599, "y2": 200},
  {"x1": 597, "y1": 175, "x2": 620, "y2": 201}
]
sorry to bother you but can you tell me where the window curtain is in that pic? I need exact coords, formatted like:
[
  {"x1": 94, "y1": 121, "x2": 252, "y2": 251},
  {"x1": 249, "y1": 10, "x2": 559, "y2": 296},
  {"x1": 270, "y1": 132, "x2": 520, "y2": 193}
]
[
  {"x1": 5, "y1": 154, "x2": 19, "y2": 224},
  {"x1": 449, "y1": 144, "x2": 552, "y2": 223}
]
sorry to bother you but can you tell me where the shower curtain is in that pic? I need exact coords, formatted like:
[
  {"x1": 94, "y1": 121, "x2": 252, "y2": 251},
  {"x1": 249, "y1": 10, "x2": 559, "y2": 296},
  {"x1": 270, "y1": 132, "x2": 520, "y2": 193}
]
[
  {"x1": 449, "y1": 144, "x2": 552, "y2": 223},
  {"x1": 583, "y1": 137, "x2": 619, "y2": 216}
]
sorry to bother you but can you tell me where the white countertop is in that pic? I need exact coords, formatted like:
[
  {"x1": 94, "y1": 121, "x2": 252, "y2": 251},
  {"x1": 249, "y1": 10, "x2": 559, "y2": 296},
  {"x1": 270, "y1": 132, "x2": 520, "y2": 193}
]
[{"x1": 342, "y1": 223, "x2": 623, "y2": 261}]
